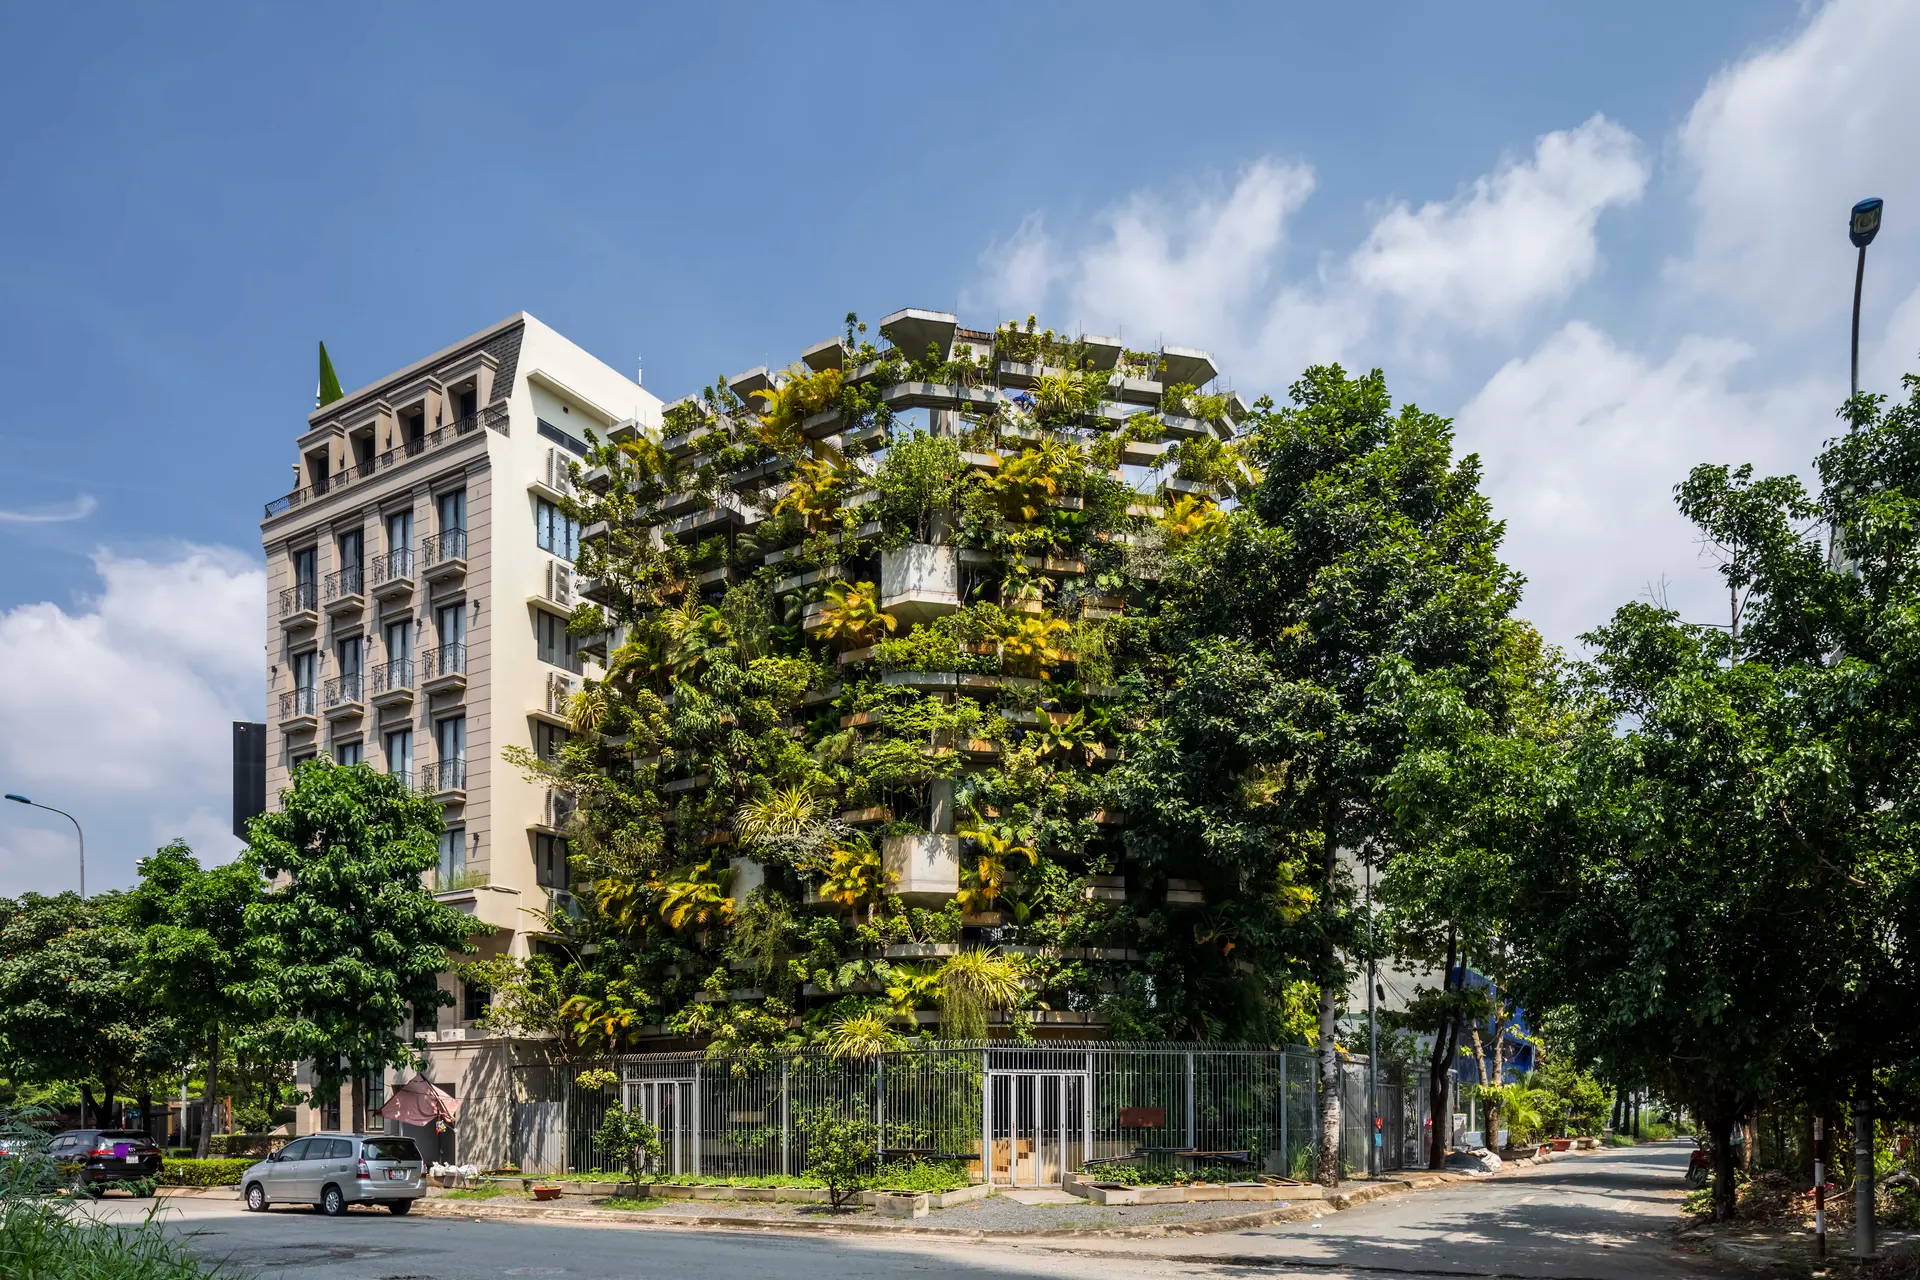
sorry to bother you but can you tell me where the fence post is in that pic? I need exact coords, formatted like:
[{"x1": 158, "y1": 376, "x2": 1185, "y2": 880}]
[
  {"x1": 1185, "y1": 1051, "x2": 1196, "y2": 1151},
  {"x1": 1280, "y1": 1051, "x2": 1289, "y2": 1172},
  {"x1": 981, "y1": 1048, "x2": 992, "y2": 1189},
  {"x1": 692, "y1": 1063, "x2": 702, "y2": 1176},
  {"x1": 875, "y1": 1054, "x2": 885, "y2": 1159},
  {"x1": 780, "y1": 1056, "x2": 790, "y2": 1177}
]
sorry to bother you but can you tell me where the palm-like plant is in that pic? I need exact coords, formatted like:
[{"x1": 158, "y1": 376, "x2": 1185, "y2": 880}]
[
  {"x1": 568, "y1": 684, "x2": 609, "y2": 735},
  {"x1": 661, "y1": 602, "x2": 732, "y2": 679},
  {"x1": 751, "y1": 364, "x2": 844, "y2": 456},
  {"x1": 936, "y1": 950, "x2": 1023, "y2": 1040},
  {"x1": 1030, "y1": 710, "x2": 1099, "y2": 763},
  {"x1": 822, "y1": 1006, "x2": 906, "y2": 1059},
  {"x1": 956, "y1": 822, "x2": 1037, "y2": 913},
  {"x1": 983, "y1": 444, "x2": 1068, "y2": 522},
  {"x1": 734, "y1": 785, "x2": 818, "y2": 849},
  {"x1": 997, "y1": 613, "x2": 1070, "y2": 676},
  {"x1": 885, "y1": 964, "x2": 941, "y2": 1019},
  {"x1": 1160, "y1": 494, "x2": 1231, "y2": 550},
  {"x1": 819, "y1": 839, "x2": 889, "y2": 915},
  {"x1": 817, "y1": 581, "x2": 897, "y2": 649},
  {"x1": 650, "y1": 859, "x2": 735, "y2": 931}
]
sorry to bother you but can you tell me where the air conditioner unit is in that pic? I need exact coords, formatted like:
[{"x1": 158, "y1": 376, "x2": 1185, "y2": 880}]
[
  {"x1": 548, "y1": 671, "x2": 575, "y2": 717},
  {"x1": 546, "y1": 447, "x2": 574, "y2": 495},
  {"x1": 547, "y1": 560, "x2": 574, "y2": 607}
]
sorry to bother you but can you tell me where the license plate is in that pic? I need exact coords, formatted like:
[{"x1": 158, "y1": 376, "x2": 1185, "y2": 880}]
[{"x1": 387, "y1": 1170, "x2": 404, "y2": 1180}]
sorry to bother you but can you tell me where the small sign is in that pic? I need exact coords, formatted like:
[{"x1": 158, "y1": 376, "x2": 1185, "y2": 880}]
[{"x1": 1119, "y1": 1106, "x2": 1165, "y2": 1129}]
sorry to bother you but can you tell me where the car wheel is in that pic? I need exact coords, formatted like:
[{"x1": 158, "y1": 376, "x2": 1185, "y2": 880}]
[
  {"x1": 321, "y1": 1184, "x2": 347, "y2": 1216},
  {"x1": 245, "y1": 1183, "x2": 269, "y2": 1212},
  {"x1": 388, "y1": 1199, "x2": 412, "y2": 1215}
]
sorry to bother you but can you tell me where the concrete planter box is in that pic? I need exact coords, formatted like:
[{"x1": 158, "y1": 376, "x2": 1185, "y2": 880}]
[
  {"x1": 874, "y1": 1191, "x2": 929, "y2": 1218},
  {"x1": 1064, "y1": 1172, "x2": 1319, "y2": 1206},
  {"x1": 883, "y1": 833, "x2": 960, "y2": 903},
  {"x1": 644, "y1": 1183, "x2": 830, "y2": 1203},
  {"x1": 880, "y1": 543, "x2": 960, "y2": 624},
  {"x1": 861, "y1": 1181, "x2": 988, "y2": 1211}
]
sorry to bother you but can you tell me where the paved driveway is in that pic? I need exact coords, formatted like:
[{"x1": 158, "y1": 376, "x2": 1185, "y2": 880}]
[{"x1": 87, "y1": 1141, "x2": 1720, "y2": 1280}]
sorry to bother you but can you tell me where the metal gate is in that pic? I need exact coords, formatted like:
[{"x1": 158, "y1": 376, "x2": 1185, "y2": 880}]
[
  {"x1": 986, "y1": 1071, "x2": 1089, "y2": 1186},
  {"x1": 624, "y1": 1077, "x2": 696, "y2": 1175}
]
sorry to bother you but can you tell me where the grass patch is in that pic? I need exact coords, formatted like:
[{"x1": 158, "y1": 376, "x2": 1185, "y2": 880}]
[
  {"x1": 2, "y1": 1197, "x2": 236, "y2": 1278},
  {"x1": 598, "y1": 1195, "x2": 667, "y2": 1211},
  {"x1": 1605, "y1": 1134, "x2": 1638, "y2": 1147},
  {"x1": 441, "y1": 1186, "x2": 508, "y2": 1201}
]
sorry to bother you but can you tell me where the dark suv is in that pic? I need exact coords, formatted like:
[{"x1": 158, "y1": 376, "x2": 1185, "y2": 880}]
[{"x1": 46, "y1": 1129, "x2": 163, "y2": 1193}]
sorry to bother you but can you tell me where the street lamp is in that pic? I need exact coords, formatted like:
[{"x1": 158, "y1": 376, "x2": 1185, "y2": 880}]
[
  {"x1": 1849, "y1": 197, "x2": 1883, "y2": 398},
  {"x1": 4, "y1": 794, "x2": 84, "y2": 899}
]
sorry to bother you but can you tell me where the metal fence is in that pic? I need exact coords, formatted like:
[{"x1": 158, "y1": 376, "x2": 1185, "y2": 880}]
[{"x1": 509, "y1": 1042, "x2": 1445, "y2": 1183}]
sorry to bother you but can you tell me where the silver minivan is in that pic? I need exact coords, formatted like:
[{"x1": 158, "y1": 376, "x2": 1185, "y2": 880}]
[{"x1": 242, "y1": 1133, "x2": 425, "y2": 1216}]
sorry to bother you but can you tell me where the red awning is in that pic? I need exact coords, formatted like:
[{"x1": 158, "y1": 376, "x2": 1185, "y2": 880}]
[{"x1": 374, "y1": 1074, "x2": 461, "y2": 1126}]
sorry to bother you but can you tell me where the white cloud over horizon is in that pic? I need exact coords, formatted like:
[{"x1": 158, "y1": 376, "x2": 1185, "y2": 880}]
[{"x1": 0, "y1": 546, "x2": 261, "y2": 894}]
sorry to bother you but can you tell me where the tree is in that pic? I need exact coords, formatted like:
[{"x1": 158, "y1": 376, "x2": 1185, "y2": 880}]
[
  {"x1": 802, "y1": 1110, "x2": 877, "y2": 1208},
  {"x1": 594, "y1": 1101, "x2": 662, "y2": 1185},
  {"x1": 242, "y1": 762, "x2": 480, "y2": 1132},
  {"x1": 0, "y1": 893, "x2": 184, "y2": 1127},
  {"x1": 1147, "y1": 366, "x2": 1521, "y2": 1183},
  {"x1": 127, "y1": 841, "x2": 263, "y2": 1158}
]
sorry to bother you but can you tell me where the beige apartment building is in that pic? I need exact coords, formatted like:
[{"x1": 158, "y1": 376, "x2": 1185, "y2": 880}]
[{"x1": 258, "y1": 313, "x2": 658, "y2": 1137}]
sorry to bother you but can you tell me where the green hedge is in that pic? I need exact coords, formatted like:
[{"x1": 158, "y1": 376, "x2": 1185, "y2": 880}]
[{"x1": 155, "y1": 1158, "x2": 253, "y2": 1187}]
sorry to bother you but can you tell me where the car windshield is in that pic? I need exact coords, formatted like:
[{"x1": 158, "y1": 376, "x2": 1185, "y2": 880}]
[{"x1": 362, "y1": 1138, "x2": 420, "y2": 1162}]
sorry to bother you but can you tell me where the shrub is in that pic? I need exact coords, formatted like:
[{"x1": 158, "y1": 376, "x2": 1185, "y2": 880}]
[
  {"x1": 800, "y1": 1111, "x2": 876, "y2": 1208},
  {"x1": 156, "y1": 1159, "x2": 252, "y2": 1188},
  {"x1": 868, "y1": 1158, "x2": 970, "y2": 1193},
  {"x1": 595, "y1": 1104, "x2": 662, "y2": 1185}
]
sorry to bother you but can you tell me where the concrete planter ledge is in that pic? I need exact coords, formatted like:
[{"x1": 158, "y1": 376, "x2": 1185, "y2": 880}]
[{"x1": 1063, "y1": 1171, "x2": 1322, "y2": 1205}]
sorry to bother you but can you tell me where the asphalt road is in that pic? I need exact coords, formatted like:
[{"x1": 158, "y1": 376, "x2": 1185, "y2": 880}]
[{"x1": 86, "y1": 1141, "x2": 1722, "y2": 1280}]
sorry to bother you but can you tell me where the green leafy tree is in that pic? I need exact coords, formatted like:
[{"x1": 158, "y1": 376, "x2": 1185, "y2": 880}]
[
  {"x1": 0, "y1": 892, "x2": 185, "y2": 1127},
  {"x1": 801, "y1": 1110, "x2": 876, "y2": 1208},
  {"x1": 1141, "y1": 366, "x2": 1521, "y2": 1183},
  {"x1": 127, "y1": 840, "x2": 263, "y2": 1158},
  {"x1": 595, "y1": 1102, "x2": 662, "y2": 1184},
  {"x1": 242, "y1": 762, "x2": 480, "y2": 1131}
]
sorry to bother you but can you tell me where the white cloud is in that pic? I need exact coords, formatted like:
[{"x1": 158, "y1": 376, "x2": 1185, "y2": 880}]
[
  {"x1": 1456, "y1": 322, "x2": 1829, "y2": 648},
  {"x1": 0, "y1": 494, "x2": 97, "y2": 524},
  {"x1": 1351, "y1": 115, "x2": 1647, "y2": 335},
  {"x1": 0, "y1": 546, "x2": 261, "y2": 892},
  {"x1": 974, "y1": 118, "x2": 1645, "y2": 385},
  {"x1": 1675, "y1": 0, "x2": 1920, "y2": 328}
]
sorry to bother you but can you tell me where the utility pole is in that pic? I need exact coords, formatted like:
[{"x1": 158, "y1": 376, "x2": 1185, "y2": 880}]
[
  {"x1": 1366, "y1": 857, "x2": 1379, "y2": 1177},
  {"x1": 1813, "y1": 1114, "x2": 1826, "y2": 1259}
]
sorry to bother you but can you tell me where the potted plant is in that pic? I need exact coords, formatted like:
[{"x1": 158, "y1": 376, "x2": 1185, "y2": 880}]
[{"x1": 532, "y1": 1182, "x2": 563, "y2": 1202}]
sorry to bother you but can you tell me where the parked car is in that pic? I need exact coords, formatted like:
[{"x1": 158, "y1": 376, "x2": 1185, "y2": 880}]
[
  {"x1": 46, "y1": 1129, "x2": 163, "y2": 1194},
  {"x1": 241, "y1": 1133, "x2": 425, "y2": 1216}
]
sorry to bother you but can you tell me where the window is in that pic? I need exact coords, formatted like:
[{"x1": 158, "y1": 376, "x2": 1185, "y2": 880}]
[
  {"x1": 386, "y1": 509, "x2": 412, "y2": 556},
  {"x1": 335, "y1": 740, "x2": 361, "y2": 766},
  {"x1": 385, "y1": 728, "x2": 412, "y2": 781},
  {"x1": 536, "y1": 833, "x2": 570, "y2": 889},
  {"x1": 321, "y1": 1096, "x2": 341, "y2": 1132},
  {"x1": 535, "y1": 611, "x2": 577, "y2": 670},
  {"x1": 438, "y1": 826, "x2": 466, "y2": 886},
  {"x1": 292, "y1": 546, "x2": 317, "y2": 588},
  {"x1": 364, "y1": 1137, "x2": 420, "y2": 1162},
  {"x1": 537, "y1": 418, "x2": 589, "y2": 456},
  {"x1": 534, "y1": 498, "x2": 579, "y2": 562},
  {"x1": 290, "y1": 751, "x2": 317, "y2": 769},
  {"x1": 277, "y1": 1137, "x2": 314, "y2": 1162},
  {"x1": 534, "y1": 721, "x2": 568, "y2": 763},
  {"x1": 436, "y1": 715, "x2": 465, "y2": 764},
  {"x1": 338, "y1": 528, "x2": 363, "y2": 574},
  {"x1": 366, "y1": 1075, "x2": 386, "y2": 1132},
  {"x1": 437, "y1": 488, "x2": 466, "y2": 534},
  {"x1": 291, "y1": 649, "x2": 318, "y2": 692},
  {"x1": 384, "y1": 619, "x2": 411, "y2": 664},
  {"x1": 456, "y1": 388, "x2": 478, "y2": 422},
  {"x1": 336, "y1": 636, "x2": 361, "y2": 678},
  {"x1": 436, "y1": 602, "x2": 465, "y2": 648},
  {"x1": 463, "y1": 978, "x2": 490, "y2": 1023}
]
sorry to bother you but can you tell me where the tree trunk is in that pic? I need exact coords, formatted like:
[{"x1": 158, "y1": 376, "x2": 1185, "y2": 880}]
[
  {"x1": 1316, "y1": 982, "x2": 1342, "y2": 1186},
  {"x1": 352, "y1": 1075, "x2": 368, "y2": 1135},
  {"x1": 1426, "y1": 929, "x2": 1460, "y2": 1171},
  {"x1": 1710, "y1": 1114, "x2": 1737, "y2": 1221},
  {"x1": 100, "y1": 1069, "x2": 121, "y2": 1129},
  {"x1": 81, "y1": 1084, "x2": 99, "y2": 1130},
  {"x1": 137, "y1": 1084, "x2": 153, "y2": 1139},
  {"x1": 1612, "y1": 1086, "x2": 1625, "y2": 1134},
  {"x1": 196, "y1": 1025, "x2": 219, "y2": 1160}
]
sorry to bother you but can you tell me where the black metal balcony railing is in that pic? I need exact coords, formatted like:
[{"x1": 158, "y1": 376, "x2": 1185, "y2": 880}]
[
  {"x1": 322, "y1": 566, "x2": 363, "y2": 602},
  {"x1": 264, "y1": 405, "x2": 507, "y2": 518},
  {"x1": 421, "y1": 528, "x2": 468, "y2": 568},
  {"x1": 423, "y1": 642, "x2": 467, "y2": 680},
  {"x1": 426, "y1": 758, "x2": 467, "y2": 792},
  {"x1": 279, "y1": 582, "x2": 318, "y2": 616},
  {"x1": 323, "y1": 673, "x2": 362, "y2": 707},
  {"x1": 387, "y1": 768, "x2": 413, "y2": 792},
  {"x1": 369, "y1": 547, "x2": 413, "y2": 585},
  {"x1": 280, "y1": 687, "x2": 317, "y2": 720},
  {"x1": 369, "y1": 658, "x2": 413, "y2": 696}
]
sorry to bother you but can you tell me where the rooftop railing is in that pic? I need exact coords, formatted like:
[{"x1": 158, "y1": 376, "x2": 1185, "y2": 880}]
[{"x1": 265, "y1": 405, "x2": 506, "y2": 518}]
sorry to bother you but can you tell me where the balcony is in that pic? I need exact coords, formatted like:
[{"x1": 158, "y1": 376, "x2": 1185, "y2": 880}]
[
  {"x1": 421, "y1": 642, "x2": 467, "y2": 694},
  {"x1": 425, "y1": 757, "x2": 467, "y2": 800},
  {"x1": 368, "y1": 658, "x2": 414, "y2": 709},
  {"x1": 322, "y1": 673, "x2": 364, "y2": 720},
  {"x1": 532, "y1": 787, "x2": 576, "y2": 835},
  {"x1": 368, "y1": 548, "x2": 415, "y2": 602},
  {"x1": 322, "y1": 566, "x2": 365, "y2": 616},
  {"x1": 421, "y1": 529, "x2": 467, "y2": 584},
  {"x1": 278, "y1": 686, "x2": 318, "y2": 730},
  {"x1": 263, "y1": 405, "x2": 507, "y2": 519},
  {"x1": 278, "y1": 582, "x2": 319, "y2": 630}
]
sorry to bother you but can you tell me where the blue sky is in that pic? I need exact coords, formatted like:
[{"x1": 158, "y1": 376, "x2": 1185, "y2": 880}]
[{"x1": 3, "y1": 1, "x2": 1916, "y2": 893}]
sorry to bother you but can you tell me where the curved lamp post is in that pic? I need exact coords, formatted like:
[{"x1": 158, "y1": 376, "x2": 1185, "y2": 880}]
[
  {"x1": 1849, "y1": 197, "x2": 1884, "y2": 398},
  {"x1": 4, "y1": 794, "x2": 84, "y2": 899}
]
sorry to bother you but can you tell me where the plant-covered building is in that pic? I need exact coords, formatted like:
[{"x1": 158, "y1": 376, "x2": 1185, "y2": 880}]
[{"x1": 519, "y1": 308, "x2": 1289, "y2": 1053}]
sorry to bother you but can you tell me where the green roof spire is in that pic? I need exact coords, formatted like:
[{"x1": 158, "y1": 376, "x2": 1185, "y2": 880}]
[{"x1": 317, "y1": 342, "x2": 344, "y2": 408}]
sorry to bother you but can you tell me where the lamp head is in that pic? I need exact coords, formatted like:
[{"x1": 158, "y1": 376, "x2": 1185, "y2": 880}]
[
  {"x1": 4, "y1": 794, "x2": 29, "y2": 805},
  {"x1": 1851, "y1": 197, "x2": 1884, "y2": 249}
]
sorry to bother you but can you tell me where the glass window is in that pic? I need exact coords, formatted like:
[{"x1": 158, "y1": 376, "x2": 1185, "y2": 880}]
[
  {"x1": 291, "y1": 650, "x2": 317, "y2": 692},
  {"x1": 321, "y1": 1096, "x2": 341, "y2": 1131},
  {"x1": 534, "y1": 498, "x2": 580, "y2": 562},
  {"x1": 384, "y1": 620, "x2": 411, "y2": 664},
  {"x1": 462, "y1": 979, "x2": 489, "y2": 1022},
  {"x1": 535, "y1": 611, "x2": 576, "y2": 669},
  {"x1": 536, "y1": 833, "x2": 570, "y2": 889},
  {"x1": 336, "y1": 636, "x2": 361, "y2": 677},
  {"x1": 334, "y1": 741, "x2": 361, "y2": 766},
  {"x1": 386, "y1": 509, "x2": 412, "y2": 553},
  {"x1": 364, "y1": 1137, "x2": 420, "y2": 1163},
  {"x1": 385, "y1": 729, "x2": 412, "y2": 779},
  {"x1": 292, "y1": 546, "x2": 317, "y2": 587},
  {"x1": 534, "y1": 722, "x2": 567, "y2": 762},
  {"x1": 436, "y1": 602, "x2": 465, "y2": 647},
  {"x1": 436, "y1": 716, "x2": 465, "y2": 763},
  {"x1": 437, "y1": 488, "x2": 466, "y2": 534},
  {"x1": 438, "y1": 826, "x2": 465, "y2": 885},
  {"x1": 277, "y1": 1138, "x2": 313, "y2": 1162},
  {"x1": 338, "y1": 529, "x2": 363, "y2": 573}
]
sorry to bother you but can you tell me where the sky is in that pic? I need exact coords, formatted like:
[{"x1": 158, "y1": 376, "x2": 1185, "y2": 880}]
[{"x1": 3, "y1": 0, "x2": 1917, "y2": 894}]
